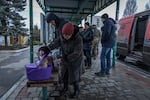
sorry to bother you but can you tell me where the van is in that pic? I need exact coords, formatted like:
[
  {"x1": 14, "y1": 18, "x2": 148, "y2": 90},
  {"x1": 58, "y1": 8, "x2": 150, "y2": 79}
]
[{"x1": 117, "y1": 10, "x2": 150, "y2": 66}]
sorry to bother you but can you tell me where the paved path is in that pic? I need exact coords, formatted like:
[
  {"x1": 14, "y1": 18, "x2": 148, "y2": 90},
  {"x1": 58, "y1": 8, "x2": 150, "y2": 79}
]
[
  {"x1": 0, "y1": 46, "x2": 39, "y2": 98},
  {"x1": 4, "y1": 58, "x2": 150, "y2": 100}
]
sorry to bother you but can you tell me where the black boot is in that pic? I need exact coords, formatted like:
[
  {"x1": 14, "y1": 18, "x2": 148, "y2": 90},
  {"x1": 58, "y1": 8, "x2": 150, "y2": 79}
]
[
  {"x1": 69, "y1": 82, "x2": 80, "y2": 98},
  {"x1": 59, "y1": 82, "x2": 68, "y2": 96},
  {"x1": 59, "y1": 87, "x2": 68, "y2": 96}
]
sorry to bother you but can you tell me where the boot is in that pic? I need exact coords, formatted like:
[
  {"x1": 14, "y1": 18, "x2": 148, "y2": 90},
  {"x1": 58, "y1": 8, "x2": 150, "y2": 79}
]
[
  {"x1": 69, "y1": 82, "x2": 80, "y2": 98},
  {"x1": 59, "y1": 82, "x2": 68, "y2": 96},
  {"x1": 59, "y1": 87, "x2": 68, "y2": 96}
]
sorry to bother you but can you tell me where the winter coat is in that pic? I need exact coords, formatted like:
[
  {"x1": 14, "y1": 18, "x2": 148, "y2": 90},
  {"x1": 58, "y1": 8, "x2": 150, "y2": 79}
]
[
  {"x1": 50, "y1": 14, "x2": 68, "y2": 56},
  {"x1": 80, "y1": 28, "x2": 94, "y2": 50},
  {"x1": 55, "y1": 18, "x2": 68, "y2": 38},
  {"x1": 101, "y1": 18, "x2": 117, "y2": 48},
  {"x1": 48, "y1": 32, "x2": 83, "y2": 84}
]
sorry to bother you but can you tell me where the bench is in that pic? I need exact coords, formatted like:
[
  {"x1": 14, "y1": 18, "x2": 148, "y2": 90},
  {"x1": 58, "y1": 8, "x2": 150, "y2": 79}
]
[{"x1": 26, "y1": 72, "x2": 59, "y2": 100}]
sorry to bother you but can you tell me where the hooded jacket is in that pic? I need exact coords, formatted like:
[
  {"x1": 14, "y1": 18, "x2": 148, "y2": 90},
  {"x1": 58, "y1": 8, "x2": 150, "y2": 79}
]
[
  {"x1": 47, "y1": 13, "x2": 68, "y2": 38},
  {"x1": 80, "y1": 28, "x2": 94, "y2": 50},
  {"x1": 101, "y1": 18, "x2": 117, "y2": 48}
]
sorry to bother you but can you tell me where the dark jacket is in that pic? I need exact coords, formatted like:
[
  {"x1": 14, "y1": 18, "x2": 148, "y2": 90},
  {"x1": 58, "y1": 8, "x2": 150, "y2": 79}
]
[
  {"x1": 49, "y1": 14, "x2": 68, "y2": 56},
  {"x1": 101, "y1": 18, "x2": 117, "y2": 48},
  {"x1": 55, "y1": 18, "x2": 67, "y2": 38},
  {"x1": 80, "y1": 28, "x2": 93, "y2": 50},
  {"x1": 48, "y1": 30, "x2": 83, "y2": 84}
]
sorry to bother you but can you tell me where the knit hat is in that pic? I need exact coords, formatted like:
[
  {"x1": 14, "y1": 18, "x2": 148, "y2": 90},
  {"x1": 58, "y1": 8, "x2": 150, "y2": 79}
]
[
  {"x1": 101, "y1": 13, "x2": 109, "y2": 19},
  {"x1": 62, "y1": 23, "x2": 74, "y2": 35}
]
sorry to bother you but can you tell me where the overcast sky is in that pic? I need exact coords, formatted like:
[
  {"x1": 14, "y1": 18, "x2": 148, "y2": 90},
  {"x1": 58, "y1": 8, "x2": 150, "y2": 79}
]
[
  {"x1": 20, "y1": 0, "x2": 43, "y2": 29},
  {"x1": 95, "y1": 0, "x2": 149, "y2": 18},
  {"x1": 21, "y1": 0, "x2": 150, "y2": 29}
]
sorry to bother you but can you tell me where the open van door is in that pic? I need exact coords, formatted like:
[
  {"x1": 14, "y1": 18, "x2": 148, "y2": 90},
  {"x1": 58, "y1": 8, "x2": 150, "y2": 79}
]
[
  {"x1": 129, "y1": 17, "x2": 138, "y2": 52},
  {"x1": 143, "y1": 16, "x2": 150, "y2": 66},
  {"x1": 128, "y1": 11, "x2": 149, "y2": 62}
]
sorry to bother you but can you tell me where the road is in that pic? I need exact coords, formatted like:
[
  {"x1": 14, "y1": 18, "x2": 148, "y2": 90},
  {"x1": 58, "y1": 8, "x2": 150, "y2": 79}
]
[{"x1": 0, "y1": 46, "x2": 39, "y2": 97}]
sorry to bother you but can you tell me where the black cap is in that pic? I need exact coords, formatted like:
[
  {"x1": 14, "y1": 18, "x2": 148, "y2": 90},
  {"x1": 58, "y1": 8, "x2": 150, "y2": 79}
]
[
  {"x1": 85, "y1": 22, "x2": 90, "y2": 26},
  {"x1": 101, "y1": 13, "x2": 109, "y2": 19}
]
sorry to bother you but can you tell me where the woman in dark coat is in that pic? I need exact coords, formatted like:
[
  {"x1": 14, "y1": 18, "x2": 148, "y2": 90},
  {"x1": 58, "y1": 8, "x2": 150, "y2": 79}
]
[{"x1": 47, "y1": 22, "x2": 83, "y2": 98}]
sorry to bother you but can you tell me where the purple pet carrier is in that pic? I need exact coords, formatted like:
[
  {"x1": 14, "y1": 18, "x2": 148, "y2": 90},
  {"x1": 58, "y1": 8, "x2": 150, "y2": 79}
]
[{"x1": 25, "y1": 55, "x2": 52, "y2": 81}]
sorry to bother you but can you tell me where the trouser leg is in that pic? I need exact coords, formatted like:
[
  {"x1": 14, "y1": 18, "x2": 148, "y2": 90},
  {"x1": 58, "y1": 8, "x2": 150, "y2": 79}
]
[
  {"x1": 63, "y1": 70, "x2": 68, "y2": 90},
  {"x1": 106, "y1": 48, "x2": 111, "y2": 74},
  {"x1": 86, "y1": 49, "x2": 92, "y2": 67},
  {"x1": 60, "y1": 70, "x2": 68, "y2": 96},
  {"x1": 69, "y1": 82, "x2": 80, "y2": 98},
  {"x1": 100, "y1": 47, "x2": 106, "y2": 74}
]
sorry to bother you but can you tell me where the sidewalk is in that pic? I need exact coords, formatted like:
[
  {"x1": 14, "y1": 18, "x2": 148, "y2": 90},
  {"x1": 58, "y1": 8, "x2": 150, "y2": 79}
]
[
  {"x1": 0, "y1": 46, "x2": 30, "y2": 53},
  {"x1": 4, "y1": 58, "x2": 150, "y2": 100}
]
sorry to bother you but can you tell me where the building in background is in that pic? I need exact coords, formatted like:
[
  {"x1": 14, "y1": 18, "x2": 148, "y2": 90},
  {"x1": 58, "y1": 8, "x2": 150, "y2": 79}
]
[
  {"x1": 86, "y1": 16, "x2": 103, "y2": 30},
  {"x1": 0, "y1": 34, "x2": 29, "y2": 46}
]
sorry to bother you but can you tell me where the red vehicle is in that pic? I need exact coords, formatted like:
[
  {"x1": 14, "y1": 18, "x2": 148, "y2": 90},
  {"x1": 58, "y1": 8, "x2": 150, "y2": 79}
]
[{"x1": 117, "y1": 10, "x2": 150, "y2": 66}]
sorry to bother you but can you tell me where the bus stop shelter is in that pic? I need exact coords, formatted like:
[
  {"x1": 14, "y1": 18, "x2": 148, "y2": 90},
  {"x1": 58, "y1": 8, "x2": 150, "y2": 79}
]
[
  {"x1": 35, "y1": 0, "x2": 117, "y2": 24},
  {"x1": 27, "y1": 1, "x2": 120, "y2": 99},
  {"x1": 29, "y1": 0, "x2": 120, "y2": 66}
]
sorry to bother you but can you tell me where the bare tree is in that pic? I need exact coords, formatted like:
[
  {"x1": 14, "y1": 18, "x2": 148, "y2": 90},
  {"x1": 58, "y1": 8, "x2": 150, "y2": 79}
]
[
  {"x1": 145, "y1": 0, "x2": 150, "y2": 10},
  {"x1": 123, "y1": 0, "x2": 138, "y2": 17}
]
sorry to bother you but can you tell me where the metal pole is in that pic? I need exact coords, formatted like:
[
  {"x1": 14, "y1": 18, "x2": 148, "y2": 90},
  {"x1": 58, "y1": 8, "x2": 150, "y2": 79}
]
[
  {"x1": 42, "y1": 87, "x2": 47, "y2": 100},
  {"x1": 29, "y1": 0, "x2": 34, "y2": 63},
  {"x1": 91, "y1": 13, "x2": 93, "y2": 25},
  {"x1": 115, "y1": 0, "x2": 120, "y2": 21},
  {"x1": 112, "y1": 0, "x2": 120, "y2": 67}
]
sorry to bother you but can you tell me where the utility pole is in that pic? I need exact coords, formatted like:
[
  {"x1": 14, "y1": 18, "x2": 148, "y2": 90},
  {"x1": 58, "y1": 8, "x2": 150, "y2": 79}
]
[
  {"x1": 112, "y1": 0, "x2": 120, "y2": 67},
  {"x1": 90, "y1": 13, "x2": 93, "y2": 25},
  {"x1": 29, "y1": 0, "x2": 33, "y2": 63}
]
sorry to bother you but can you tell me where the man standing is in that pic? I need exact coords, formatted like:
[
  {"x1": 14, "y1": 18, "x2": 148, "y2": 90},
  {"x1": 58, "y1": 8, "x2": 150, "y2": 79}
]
[
  {"x1": 81, "y1": 22, "x2": 93, "y2": 69},
  {"x1": 95, "y1": 13, "x2": 116, "y2": 76}
]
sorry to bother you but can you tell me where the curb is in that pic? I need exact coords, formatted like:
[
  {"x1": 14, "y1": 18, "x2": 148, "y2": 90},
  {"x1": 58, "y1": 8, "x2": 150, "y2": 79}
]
[
  {"x1": 0, "y1": 47, "x2": 29, "y2": 53},
  {"x1": 0, "y1": 75, "x2": 26, "y2": 100}
]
